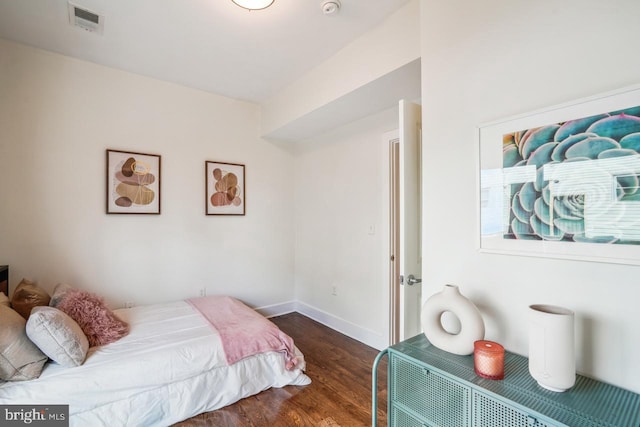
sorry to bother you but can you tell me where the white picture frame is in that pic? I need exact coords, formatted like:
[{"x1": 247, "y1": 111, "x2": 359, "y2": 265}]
[{"x1": 478, "y1": 84, "x2": 640, "y2": 265}]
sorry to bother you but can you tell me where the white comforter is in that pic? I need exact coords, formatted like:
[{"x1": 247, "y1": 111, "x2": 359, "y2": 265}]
[{"x1": 0, "y1": 301, "x2": 311, "y2": 426}]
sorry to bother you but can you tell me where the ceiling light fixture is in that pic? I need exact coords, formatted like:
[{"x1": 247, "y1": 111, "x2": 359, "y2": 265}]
[{"x1": 231, "y1": 0, "x2": 274, "y2": 10}]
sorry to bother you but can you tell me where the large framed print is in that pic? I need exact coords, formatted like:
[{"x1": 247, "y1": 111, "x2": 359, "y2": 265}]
[
  {"x1": 106, "y1": 149, "x2": 161, "y2": 214},
  {"x1": 478, "y1": 84, "x2": 640, "y2": 265}
]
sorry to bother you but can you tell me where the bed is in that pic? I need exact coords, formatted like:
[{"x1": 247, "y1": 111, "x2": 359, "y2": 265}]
[{"x1": 0, "y1": 295, "x2": 311, "y2": 426}]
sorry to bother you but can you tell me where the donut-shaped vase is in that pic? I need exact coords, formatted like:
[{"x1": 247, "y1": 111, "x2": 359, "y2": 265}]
[{"x1": 421, "y1": 284, "x2": 485, "y2": 355}]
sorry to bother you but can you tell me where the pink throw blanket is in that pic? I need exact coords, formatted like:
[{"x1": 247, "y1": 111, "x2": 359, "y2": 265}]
[{"x1": 187, "y1": 296, "x2": 299, "y2": 370}]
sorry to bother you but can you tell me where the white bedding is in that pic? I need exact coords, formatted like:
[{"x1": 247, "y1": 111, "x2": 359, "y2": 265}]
[{"x1": 0, "y1": 301, "x2": 311, "y2": 426}]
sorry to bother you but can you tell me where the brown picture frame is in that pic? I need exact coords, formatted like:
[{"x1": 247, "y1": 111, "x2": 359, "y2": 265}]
[
  {"x1": 106, "y1": 149, "x2": 161, "y2": 214},
  {"x1": 205, "y1": 161, "x2": 245, "y2": 216}
]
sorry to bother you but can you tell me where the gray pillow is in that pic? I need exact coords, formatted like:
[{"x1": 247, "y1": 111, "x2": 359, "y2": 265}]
[
  {"x1": 49, "y1": 283, "x2": 74, "y2": 308},
  {"x1": 0, "y1": 305, "x2": 47, "y2": 381},
  {"x1": 26, "y1": 306, "x2": 89, "y2": 368}
]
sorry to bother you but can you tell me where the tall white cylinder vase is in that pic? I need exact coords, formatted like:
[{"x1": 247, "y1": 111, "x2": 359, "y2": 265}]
[{"x1": 528, "y1": 304, "x2": 576, "y2": 392}]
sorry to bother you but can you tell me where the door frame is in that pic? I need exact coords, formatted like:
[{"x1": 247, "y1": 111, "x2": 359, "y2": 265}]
[{"x1": 389, "y1": 136, "x2": 401, "y2": 345}]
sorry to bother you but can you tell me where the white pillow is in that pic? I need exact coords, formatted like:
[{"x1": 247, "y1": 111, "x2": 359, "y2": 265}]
[{"x1": 26, "y1": 306, "x2": 89, "y2": 368}]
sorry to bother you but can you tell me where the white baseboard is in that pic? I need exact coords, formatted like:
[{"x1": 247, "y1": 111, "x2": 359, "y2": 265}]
[
  {"x1": 255, "y1": 300, "x2": 297, "y2": 318},
  {"x1": 293, "y1": 301, "x2": 387, "y2": 351},
  {"x1": 255, "y1": 300, "x2": 387, "y2": 350}
]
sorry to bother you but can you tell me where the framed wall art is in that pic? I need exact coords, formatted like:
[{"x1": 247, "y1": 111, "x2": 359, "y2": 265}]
[
  {"x1": 106, "y1": 149, "x2": 161, "y2": 214},
  {"x1": 478, "y1": 84, "x2": 640, "y2": 265},
  {"x1": 205, "y1": 161, "x2": 245, "y2": 215}
]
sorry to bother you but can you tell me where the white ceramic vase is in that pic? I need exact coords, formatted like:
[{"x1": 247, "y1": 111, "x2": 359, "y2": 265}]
[
  {"x1": 421, "y1": 284, "x2": 485, "y2": 355},
  {"x1": 528, "y1": 304, "x2": 576, "y2": 392}
]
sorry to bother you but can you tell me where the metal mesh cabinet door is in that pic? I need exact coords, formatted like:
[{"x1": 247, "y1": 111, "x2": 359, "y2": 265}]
[
  {"x1": 392, "y1": 406, "x2": 433, "y2": 427},
  {"x1": 473, "y1": 391, "x2": 559, "y2": 427},
  {"x1": 391, "y1": 353, "x2": 471, "y2": 427}
]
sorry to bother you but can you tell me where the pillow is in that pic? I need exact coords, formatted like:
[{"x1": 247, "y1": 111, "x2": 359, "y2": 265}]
[
  {"x1": 0, "y1": 292, "x2": 9, "y2": 307},
  {"x1": 49, "y1": 283, "x2": 74, "y2": 308},
  {"x1": 0, "y1": 305, "x2": 47, "y2": 381},
  {"x1": 26, "y1": 306, "x2": 89, "y2": 368},
  {"x1": 11, "y1": 279, "x2": 51, "y2": 320},
  {"x1": 56, "y1": 289, "x2": 129, "y2": 347}
]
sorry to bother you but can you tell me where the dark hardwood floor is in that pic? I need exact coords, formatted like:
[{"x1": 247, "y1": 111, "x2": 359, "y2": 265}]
[{"x1": 173, "y1": 312, "x2": 388, "y2": 427}]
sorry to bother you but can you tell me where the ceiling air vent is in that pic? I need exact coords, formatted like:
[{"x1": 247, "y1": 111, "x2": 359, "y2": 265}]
[{"x1": 68, "y1": 2, "x2": 104, "y2": 35}]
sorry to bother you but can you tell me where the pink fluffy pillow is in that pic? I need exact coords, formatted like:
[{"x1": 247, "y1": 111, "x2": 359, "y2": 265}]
[{"x1": 56, "y1": 289, "x2": 129, "y2": 347}]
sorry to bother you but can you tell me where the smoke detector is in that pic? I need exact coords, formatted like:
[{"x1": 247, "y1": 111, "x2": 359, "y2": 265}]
[
  {"x1": 68, "y1": 2, "x2": 104, "y2": 35},
  {"x1": 321, "y1": 0, "x2": 341, "y2": 16}
]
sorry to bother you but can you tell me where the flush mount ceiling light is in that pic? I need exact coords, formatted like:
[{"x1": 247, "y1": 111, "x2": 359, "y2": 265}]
[{"x1": 232, "y1": 0, "x2": 274, "y2": 10}]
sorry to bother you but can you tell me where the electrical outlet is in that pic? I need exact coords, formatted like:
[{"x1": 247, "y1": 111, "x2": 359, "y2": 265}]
[
  {"x1": 200, "y1": 288, "x2": 207, "y2": 297},
  {"x1": 331, "y1": 286, "x2": 337, "y2": 296},
  {"x1": 124, "y1": 301, "x2": 135, "y2": 308}
]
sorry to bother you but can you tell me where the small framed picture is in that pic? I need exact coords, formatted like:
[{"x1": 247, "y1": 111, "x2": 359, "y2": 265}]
[
  {"x1": 106, "y1": 149, "x2": 161, "y2": 214},
  {"x1": 205, "y1": 161, "x2": 245, "y2": 215}
]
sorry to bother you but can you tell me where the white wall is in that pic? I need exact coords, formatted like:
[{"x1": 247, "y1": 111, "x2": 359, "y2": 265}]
[
  {"x1": 271, "y1": 0, "x2": 422, "y2": 349},
  {"x1": 0, "y1": 39, "x2": 295, "y2": 310},
  {"x1": 293, "y1": 107, "x2": 398, "y2": 349},
  {"x1": 262, "y1": 0, "x2": 420, "y2": 139},
  {"x1": 420, "y1": 0, "x2": 640, "y2": 392}
]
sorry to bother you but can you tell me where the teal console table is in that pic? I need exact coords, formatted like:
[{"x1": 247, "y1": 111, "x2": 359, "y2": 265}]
[{"x1": 372, "y1": 334, "x2": 640, "y2": 427}]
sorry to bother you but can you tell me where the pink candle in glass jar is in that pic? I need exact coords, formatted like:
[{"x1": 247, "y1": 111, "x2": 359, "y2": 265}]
[{"x1": 474, "y1": 340, "x2": 504, "y2": 380}]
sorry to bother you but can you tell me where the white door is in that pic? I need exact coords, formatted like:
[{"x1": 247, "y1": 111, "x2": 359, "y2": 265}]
[
  {"x1": 389, "y1": 100, "x2": 422, "y2": 344},
  {"x1": 399, "y1": 100, "x2": 422, "y2": 340}
]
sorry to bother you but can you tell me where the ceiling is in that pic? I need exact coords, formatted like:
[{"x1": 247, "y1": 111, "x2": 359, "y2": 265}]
[{"x1": 0, "y1": 0, "x2": 411, "y2": 104}]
